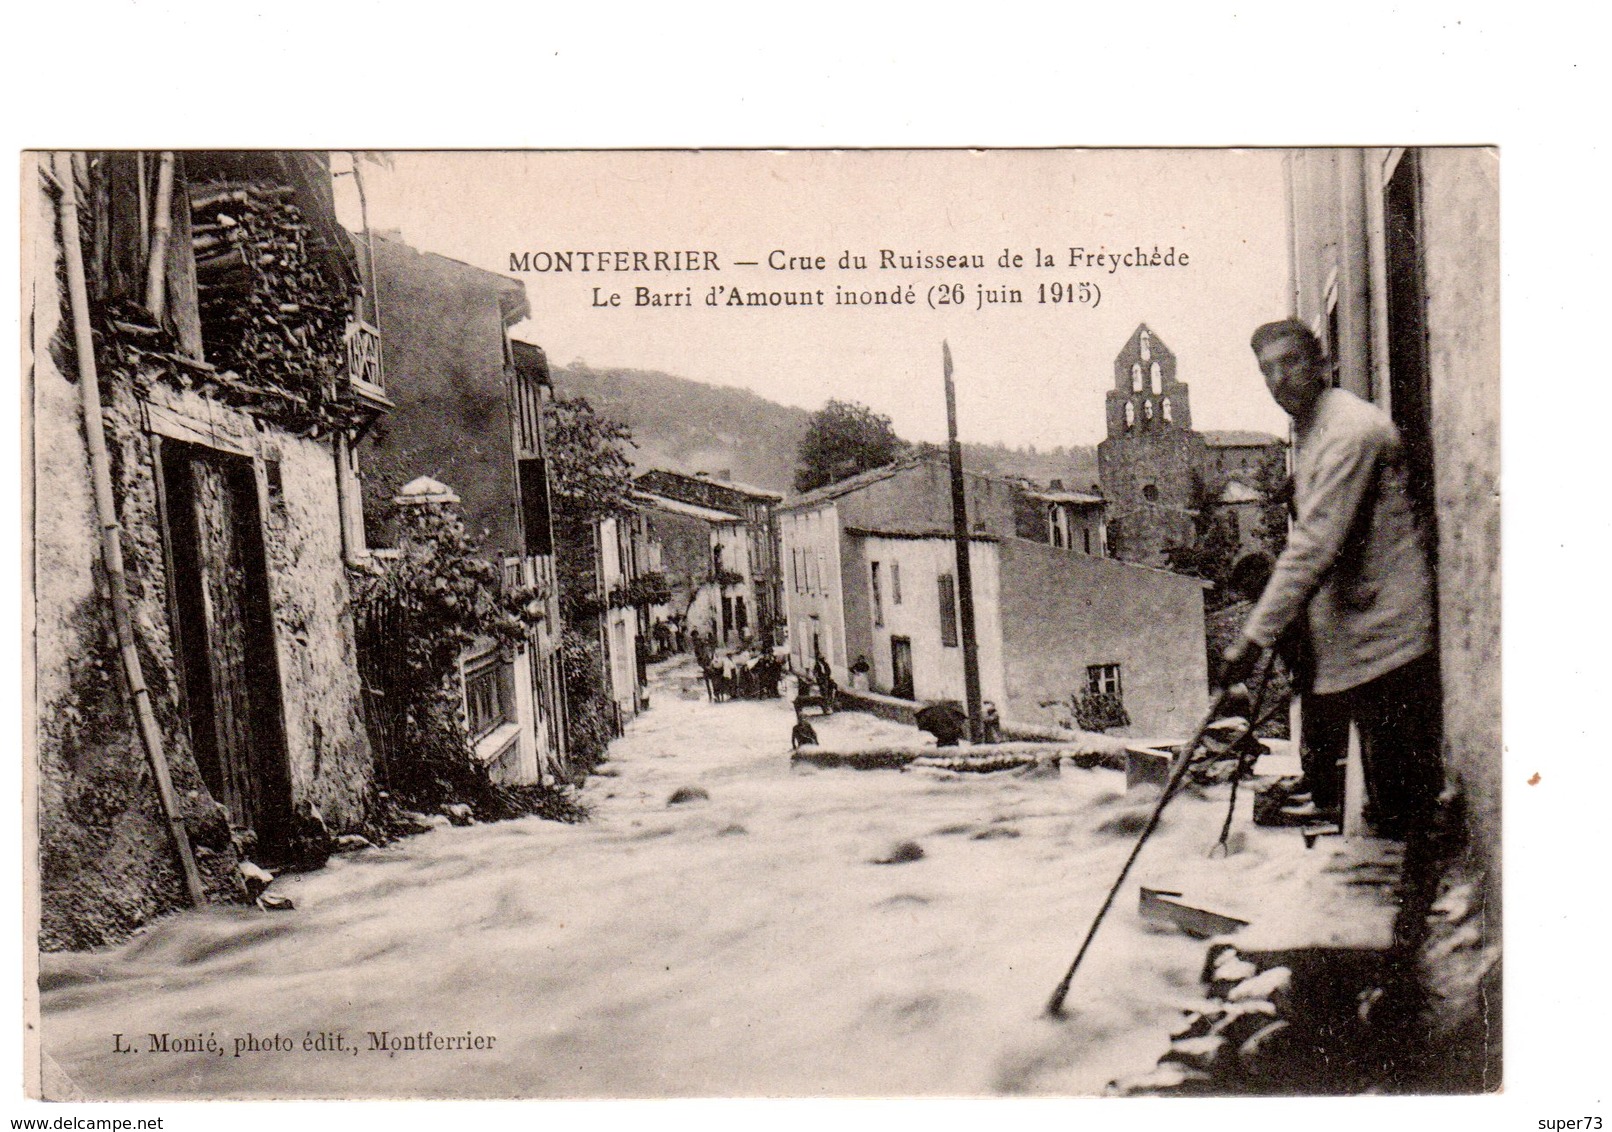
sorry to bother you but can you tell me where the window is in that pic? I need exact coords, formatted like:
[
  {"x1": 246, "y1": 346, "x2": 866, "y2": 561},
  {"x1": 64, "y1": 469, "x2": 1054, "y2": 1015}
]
[
  {"x1": 891, "y1": 561, "x2": 902, "y2": 604},
  {"x1": 1139, "y1": 328, "x2": 1152, "y2": 362},
  {"x1": 1144, "y1": 399, "x2": 1154, "y2": 422},
  {"x1": 264, "y1": 458, "x2": 284, "y2": 513},
  {"x1": 1082, "y1": 527, "x2": 1092, "y2": 554},
  {"x1": 1087, "y1": 663, "x2": 1122, "y2": 699},
  {"x1": 870, "y1": 561, "x2": 884, "y2": 627},
  {"x1": 518, "y1": 458, "x2": 553, "y2": 556},
  {"x1": 938, "y1": 573, "x2": 959, "y2": 647},
  {"x1": 1125, "y1": 401, "x2": 1136, "y2": 429},
  {"x1": 1048, "y1": 504, "x2": 1069, "y2": 549},
  {"x1": 1150, "y1": 361, "x2": 1162, "y2": 395},
  {"x1": 465, "y1": 656, "x2": 513, "y2": 740},
  {"x1": 1161, "y1": 397, "x2": 1172, "y2": 423},
  {"x1": 1131, "y1": 363, "x2": 1143, "y2": 392},
  {"x1": 1142, "y1": 483, "x2": 1159, "y2": 503}
]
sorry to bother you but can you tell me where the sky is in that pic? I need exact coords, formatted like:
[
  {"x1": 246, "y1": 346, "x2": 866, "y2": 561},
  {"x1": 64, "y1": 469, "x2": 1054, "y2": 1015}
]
[{"x1": 331, "y1": 150, "x2": 1293, "y2": 450}]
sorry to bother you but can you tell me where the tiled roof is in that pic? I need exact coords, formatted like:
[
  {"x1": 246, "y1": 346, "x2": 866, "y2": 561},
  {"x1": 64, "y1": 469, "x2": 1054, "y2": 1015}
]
[
  {"x1": 778, "y1": 459, "x2": 921, "y2": 510},
  {"x1": 1218, "y1": 479, "x2": 1262, "y2": 505},
  {"x1": 1024, "y1": 490, "x2": 1106, "y2": 505},
  {"x1": 845, "y1": 526, "x2": 999, "y2": 542},
  {"x1": 632, "y1": 491, "x2": 743, "y2": 523},
  {"x1": 1201, "y1": 429, "x2": 1286, "y2": 448},
  {"x1": 639, "y1": 469, "x2": 784, "y2": 501}
]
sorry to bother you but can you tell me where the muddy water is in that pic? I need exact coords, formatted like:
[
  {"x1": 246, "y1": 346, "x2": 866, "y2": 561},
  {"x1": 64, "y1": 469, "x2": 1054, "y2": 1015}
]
[{"x1": 40, "y1": 659, "x2": 1308, "y2": 1099}]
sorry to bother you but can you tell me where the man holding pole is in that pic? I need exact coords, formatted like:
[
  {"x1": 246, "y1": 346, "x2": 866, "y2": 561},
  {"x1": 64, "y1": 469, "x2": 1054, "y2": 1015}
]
[{"x1": 1217, "y1": 320, "x2": 1441, "y2": 840}]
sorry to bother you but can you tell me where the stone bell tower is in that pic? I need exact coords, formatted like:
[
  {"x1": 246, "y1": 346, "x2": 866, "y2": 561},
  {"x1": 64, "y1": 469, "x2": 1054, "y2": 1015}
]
[{"x1": 1097, "y1": 324, "x2": 1204, "y2": 565}]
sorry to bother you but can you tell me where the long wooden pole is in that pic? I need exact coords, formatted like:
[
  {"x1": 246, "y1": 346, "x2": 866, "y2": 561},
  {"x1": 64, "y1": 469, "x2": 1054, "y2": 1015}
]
[
  {"x1": 142, "y1": 152, "x2": 175, "y2": 321},
  {"x1": 54, "y1": 152, "x2": 208, "y2": 908},
  {"x1": 943, "y1": 342, "x2": 984, "y2": 744}
]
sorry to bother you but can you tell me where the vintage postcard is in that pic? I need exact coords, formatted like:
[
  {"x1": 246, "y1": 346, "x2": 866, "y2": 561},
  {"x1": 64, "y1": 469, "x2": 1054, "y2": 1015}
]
[{"x1": 22, "y1": 148, "x2": 1500, "y2": 1106}]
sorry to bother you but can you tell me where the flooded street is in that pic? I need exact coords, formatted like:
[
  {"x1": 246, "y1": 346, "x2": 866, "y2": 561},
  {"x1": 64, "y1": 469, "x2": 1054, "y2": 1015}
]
[{"x1": 40, "y1": 658, "x2": 1310, "y2": 1099}]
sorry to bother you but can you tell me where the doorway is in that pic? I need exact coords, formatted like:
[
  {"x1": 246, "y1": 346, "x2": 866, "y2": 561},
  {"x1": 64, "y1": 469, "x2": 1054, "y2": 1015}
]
[
  {"x1": 891, "y1": 636, "x2": 915, "y2": 701},
  {"x1": 1384, "y1": 148, "x2": 1436, "y2": 528},
  {"x1": 158, "y1": 440, "x2": 294, "y2": 859}
]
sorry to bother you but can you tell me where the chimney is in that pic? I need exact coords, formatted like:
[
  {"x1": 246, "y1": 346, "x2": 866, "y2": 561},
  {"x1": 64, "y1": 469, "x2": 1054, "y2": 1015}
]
[
  {"x1": 1049, "y1": 478, "x2": 1064, "y2": 491},
  {"x1": 717, "y1": 469, "x2": 732, "y2": 482}
]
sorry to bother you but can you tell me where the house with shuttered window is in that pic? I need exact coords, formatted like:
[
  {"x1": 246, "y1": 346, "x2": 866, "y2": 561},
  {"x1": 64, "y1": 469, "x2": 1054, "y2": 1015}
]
[
  {"x1": 357, "y1": 235, "x2": 568, "y2": 784},
  {"x1": 776, "y1": 456, "x2": 1207, "y2": 736}
]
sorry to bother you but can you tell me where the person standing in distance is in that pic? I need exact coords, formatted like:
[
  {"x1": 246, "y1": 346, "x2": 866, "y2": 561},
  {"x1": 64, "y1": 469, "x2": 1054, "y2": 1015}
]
[{"x1": 1218, "y1": 320, "x2": 1441, "y2": 839}]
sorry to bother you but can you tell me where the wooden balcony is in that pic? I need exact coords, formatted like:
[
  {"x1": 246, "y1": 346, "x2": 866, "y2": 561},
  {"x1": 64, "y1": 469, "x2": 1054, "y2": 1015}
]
[{"x1": 337, "y1": 317, "x2": 392, "y2": 414}]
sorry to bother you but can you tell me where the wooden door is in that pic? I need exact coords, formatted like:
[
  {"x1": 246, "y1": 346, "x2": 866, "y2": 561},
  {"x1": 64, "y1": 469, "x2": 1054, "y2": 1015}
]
[
  {"x1": 160, "y1": 443, "x2": 293, "y2": 857},
  {"x1": 891, "y1": 637, "x2": 915, "y2": 701}
]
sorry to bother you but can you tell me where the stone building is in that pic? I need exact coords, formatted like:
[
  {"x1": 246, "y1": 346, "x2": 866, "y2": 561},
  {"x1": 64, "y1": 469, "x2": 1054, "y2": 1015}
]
[
  {"x1": 777, "y1": 456, "x2": 1207, "y2": 735},
  {"x1": 356, "y1": 235, "x2": 568, "y2": 783},
  {"x1": 1097, "y1": 324, "x2": 1286, "y2": 568},
  {"x1": 27, "y1": 151, "x2": 385, "y2": 948},
  {"x1": 1014, "y1": 482, "x2": 1108, "y2": 557},
  {"x1": 632, "y1": 489, "x2": 751, "y2": 646},
  {"x1": 635, "y1": 468, "x2": 783, "y2": 638},
  {"x1": 1285, "y1": 147, "x2": 1500, "y2": 1089}
]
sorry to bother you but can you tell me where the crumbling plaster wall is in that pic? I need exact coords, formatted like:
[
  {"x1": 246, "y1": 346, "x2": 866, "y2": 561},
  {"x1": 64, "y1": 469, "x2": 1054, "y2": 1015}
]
[
  {"x1": 256, "y1": 423, "x2": 376, "y2": 831},
  {"x1": 31, "y1": 178, "x2": 238, "y2": 950},
  {"x1": 31, "y1": 170, "x2": 375, "y2": 949}
]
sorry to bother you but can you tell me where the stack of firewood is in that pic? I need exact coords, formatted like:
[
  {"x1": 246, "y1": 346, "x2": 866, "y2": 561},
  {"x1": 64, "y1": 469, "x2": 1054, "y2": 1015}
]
[{"x1": 190, "y1": 180, "x2": 348, "y2": 418}]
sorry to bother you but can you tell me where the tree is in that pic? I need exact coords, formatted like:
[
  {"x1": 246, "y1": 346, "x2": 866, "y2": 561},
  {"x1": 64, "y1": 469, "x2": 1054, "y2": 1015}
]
[
  {"x1": 540, "y1": 395, "x2": 639, "y2": 778},
  {"x1": 1164, "y1": 472, "x2": 1239, "y2": 606},
  {"x1": 349, "y1": 499, "x2": 581, "y2": 821},
  {"x1": 1250, "y1": 456, "x2": 1292, "y2": 561},
  {"x1": 542, "y1": 395, "x2": 638, "y2": 521},
  {"x1": 794, "y1": 399, "x2": 907, "y2": 493}
]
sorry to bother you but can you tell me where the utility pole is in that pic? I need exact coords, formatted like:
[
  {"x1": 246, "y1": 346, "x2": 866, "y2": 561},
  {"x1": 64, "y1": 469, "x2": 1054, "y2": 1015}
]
[{"x1": 943, "y1": 341, "x2": 985, "y2": 743}]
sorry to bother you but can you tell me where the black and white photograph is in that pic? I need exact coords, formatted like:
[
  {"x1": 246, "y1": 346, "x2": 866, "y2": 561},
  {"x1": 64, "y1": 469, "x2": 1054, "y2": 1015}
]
[{"x1": 20, "y1": 145, "x2": 1503, "y2": 1103}]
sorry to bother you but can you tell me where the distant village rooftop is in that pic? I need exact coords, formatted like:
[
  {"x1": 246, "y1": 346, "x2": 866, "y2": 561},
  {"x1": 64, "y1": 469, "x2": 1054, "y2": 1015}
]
[
  {"x1": 844, "y1": 525, "x2": 1000, "y2": 542},
  {"x1": 1200, "y1": 429, "x2": 1286, "y2": 448},
  {"x1": 685, "y1": 470, "x2": 783, "y2": 500},
  {"x1": 1022, "y1": 488, "x2": 1106, "y2": 505},
  {"x1": 779, "y1": 458, "x2": 924, "y2": 510},
  {"x1": 1218, "y1": 479, "x2": 1263, "y2": 505},
  {"x1": 632, "y1": 490, "x2": 744, "y2": 524}
]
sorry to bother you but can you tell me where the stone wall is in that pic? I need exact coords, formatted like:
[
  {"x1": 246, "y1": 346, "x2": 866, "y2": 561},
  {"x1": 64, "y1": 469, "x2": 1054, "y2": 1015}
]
[
  {"x1": 1419, "y1": 149, "x2": 1501, "y2": 916},
  {"x1": 361, "y1": 236, "x2": 523, "y2": 556},
  {"x1": 29, "y1": 167, "x2": 374, "y2": 948},
  {"x1": 1416, "y1": 150, "x2": 1502, "y2": 1085},
  {"x1": 996, "y1": 539, "x2": 1208, "y2": 737},
  {"x1": 256, "y1": 422, "x2": 377, "y2": 832},
  {"x1": 30, "y1": 175, "x2": 238, "y2": 951}
]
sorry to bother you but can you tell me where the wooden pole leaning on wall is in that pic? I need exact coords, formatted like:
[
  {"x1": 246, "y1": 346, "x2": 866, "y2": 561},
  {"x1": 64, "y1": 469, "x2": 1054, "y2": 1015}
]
[
  {"x1": 142, "y1": 152, "x2": 176, "y2": 323},
  {"x1": 53, "y1": 152, "x2": 208, "y2": 908}
]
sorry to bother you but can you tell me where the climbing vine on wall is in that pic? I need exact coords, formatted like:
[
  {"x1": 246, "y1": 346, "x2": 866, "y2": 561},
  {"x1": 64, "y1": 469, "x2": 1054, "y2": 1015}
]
[{"x1": 349, "y1": 501, "x2": 556, "y2": 816}]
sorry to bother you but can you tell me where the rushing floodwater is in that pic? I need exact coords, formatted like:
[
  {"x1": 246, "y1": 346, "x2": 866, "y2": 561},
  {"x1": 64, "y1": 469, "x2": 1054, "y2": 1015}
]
[{"x1": 39, "y1": 658, "x2": 1311, "y2": 1099}]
